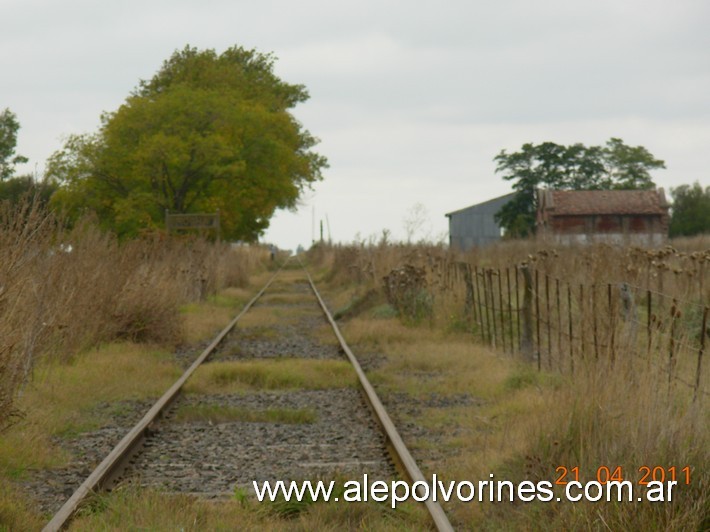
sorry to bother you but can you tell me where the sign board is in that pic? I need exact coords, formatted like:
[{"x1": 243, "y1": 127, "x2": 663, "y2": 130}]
[{"x1": 165, "y1": 211, "x2": 220, "y2": 239}]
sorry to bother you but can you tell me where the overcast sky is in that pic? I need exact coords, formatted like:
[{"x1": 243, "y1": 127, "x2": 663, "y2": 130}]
[{"x1": 3, "y1": 0, "x2": 709, "y2": 250}]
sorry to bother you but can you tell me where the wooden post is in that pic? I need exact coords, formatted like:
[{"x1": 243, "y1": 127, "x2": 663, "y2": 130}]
[
  {"x1": 520, "y1": 265, "x2": 534, "y2": 361},
  {"x1": 487, "y1": 270, "x2": 497, "y2": 349},
  {"x1": 556, "y1": 278, "x2": 562, "y2": 371},
  {"x1": 475, "y1": 266, "x2": 485, "y2": 343},
  {"x1": 694, "y1": 306, "x2": 709, "y2": 403},
  {"x1": 647, "y1": 290, "x2": 653, "y2": 359},
  {"x1": 535, "y1": 269, "x2": 541, "y2": 370},
  {"x1": 699, "y1": 261, "x2": 705, "y2": 302},
  {"x1": 669, "y1": 299, "x2": 680, "y2": 388},
  {"x1": 580, "y1": 284, "x2": 586, "y2": 360},
  {"x1": 568, "y1": 283, "x2": 574, "y2": 375},
  {"x1": 461, "y1": 263, "x2": 474, "y2": 323},
  {"x1": 608, "y1": 283, "x2": 615, "y2": 366},
  {"x1": 507, "y1": 268, "x2": 514, "y2": 355},
  {"x1": 592, "y1": 284, "x2": 599, "y2": 360},
  {"x1": 619, "y1": 283, "x2": 637, "y2": 350},
  {"x1": 545, "y1": 274, "x2": 552, "y2": 369},
  {"x1": 515, "y1": 266, "x2": 521, "y2": 350},
  {"x1": 498, "y1": 269, "x2": 506, "y2": 354}
]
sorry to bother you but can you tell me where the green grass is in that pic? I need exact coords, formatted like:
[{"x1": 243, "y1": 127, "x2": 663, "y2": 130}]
[
  {"x1": 0, "y1": 343, "x2": 181, "y2": 477},
  {"x1": 185, "y1": 359, "x2": 357, "y2": 394},
  {"x1": 68, "y1": 484, "x2": 428, "y2": 531}
]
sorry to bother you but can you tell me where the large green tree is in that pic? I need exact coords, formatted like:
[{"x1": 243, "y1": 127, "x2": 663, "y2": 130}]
[
  {"x1": 493, "y1": 138, "x2": 665, "y2": 237},
  {"x1": 48, "y1": 46, "x2": 328, "y2": 239},
  {"x1": 0, "y1": 108, "x2": 28, "y2": 180},
  {"x1": 669, "y1": 182, "x2": 710, "y2": 237}
]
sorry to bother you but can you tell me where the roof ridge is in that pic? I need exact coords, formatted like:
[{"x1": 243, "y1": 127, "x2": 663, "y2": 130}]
[{"x1": 540, "y1": 188, "x2": 668, "y2": 216}]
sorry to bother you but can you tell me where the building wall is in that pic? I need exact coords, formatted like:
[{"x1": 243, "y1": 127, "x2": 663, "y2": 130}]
[
  {"x1": 544, "y1": 214, "x2": 667, "y2": 246},
  {"x1": 447, "y1": 193, "x2": 514, "y2": 250}
]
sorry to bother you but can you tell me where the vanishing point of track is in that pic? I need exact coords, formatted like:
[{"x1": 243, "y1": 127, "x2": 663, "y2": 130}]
[{"x1": 43, "y1": 259, "x2": 453, "y2": 532}]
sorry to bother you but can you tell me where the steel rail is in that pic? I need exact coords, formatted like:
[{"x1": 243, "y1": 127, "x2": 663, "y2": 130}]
[
  {"x1": 302, "y1": 266, "x2": 455, "y2": 532},
  {"x1": 43, "y1": 266, "x2": 283, "y2": 532}
]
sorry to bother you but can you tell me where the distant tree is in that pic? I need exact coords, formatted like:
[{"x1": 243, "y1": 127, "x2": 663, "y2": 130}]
[
  {"x1": 403, "y1": 202, "x2": 431, "y2": 243},
  {"x1": 0, "y1": 175, "x2": 57, "y2": 206},
  {"x1": 493, "y1": 138, "x2": 665, "y2": 237},
  {"x1": 602, "y1": 138, "x2": 664, "y2": 190},
  {"x1": 0, "y1": 108, "x2": 28, "y2": 180},
  {"x1": 48, "y1": 45, "x2": 328, "y2": 240},
  {"x1": 669, "y1": 182, "x2": 710, "y2": 237}
]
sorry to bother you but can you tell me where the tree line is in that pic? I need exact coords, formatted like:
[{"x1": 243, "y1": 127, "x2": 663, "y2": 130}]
[
  {"x1": 493, "y1": 139, "x2": 709, "y2": 238},
  {"x1": 1, "y1": 44, "x2": 709, "y2": 240}
]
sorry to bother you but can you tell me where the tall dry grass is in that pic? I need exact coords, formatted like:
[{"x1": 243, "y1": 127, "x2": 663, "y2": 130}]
[
  {"x1": 309, "y1": 237, "x2": 709, "y2": 529},
  {"x1": 311, "y1": 234, "x2": 709, "y2": 303},
  {"x1": 0, "y1": 198, "x2": 267, "y2": 430}
]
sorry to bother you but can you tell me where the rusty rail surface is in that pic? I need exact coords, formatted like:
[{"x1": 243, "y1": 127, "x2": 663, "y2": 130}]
[
  {"x1": 45, "y1": 260, "x2": 453, "y2": 531},
  {"x1": 303, "y1": 266, "x2": 454, "y2": 532}
]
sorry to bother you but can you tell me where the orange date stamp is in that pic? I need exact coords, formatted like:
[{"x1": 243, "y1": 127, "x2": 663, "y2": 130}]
[{"x1": 555, "y1": 465, "x2": 692, "y2": 486}]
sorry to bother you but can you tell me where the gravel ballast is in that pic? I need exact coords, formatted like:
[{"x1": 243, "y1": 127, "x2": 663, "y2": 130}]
[{"x1": 24, "y1": 272, "x2": 396, "y2": 516}]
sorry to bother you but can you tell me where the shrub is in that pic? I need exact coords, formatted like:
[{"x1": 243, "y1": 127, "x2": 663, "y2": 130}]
[{"x1": 0, "y1": 197, "x2": 264, "y2": 430}]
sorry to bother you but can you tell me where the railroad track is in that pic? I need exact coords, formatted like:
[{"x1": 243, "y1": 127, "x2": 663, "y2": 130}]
[{"x1": 43, "y1": 259, "x2": 453, "y2": 531}]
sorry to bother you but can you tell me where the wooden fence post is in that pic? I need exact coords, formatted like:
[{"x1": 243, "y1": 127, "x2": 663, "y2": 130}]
[
  {"x1": 545, "y1": 274, "x2": 552, "y2": 369},
  {"x1": 592, "y1": 284, "x2": 599, "y2": 360},
  {"x1": 568, "y1": 283, "x2": 574, "y2": 375},
  {"x1": 608, "y1": 283, "x2": 615, "y2": 366},
  {"x1": 520, "y1": 265, "x2": 534, "y2": 361},
  {"x1": 515, "y1": 267, "x2": 522, "y2": 350},
  {"x1": 556, "y1": 278, "x2": 561, "y2": 371},
  {"x1": 535, "y1": 269, "x2": 541, "y2": 370},
  {"x1": 619, "y1": 283, "x2": 637, "y2": 349},
  {"x1": 488, "y1": 270, "x2": 497, "y2": 349},
  {"x1": 668, "y1": 299, "x2": 680, "y2": 389},
  {"x1": 507, "y1": 268, "x2": 514, "y2": 355},
  {"x1": 461, "y1": 263, "x2": 474, "y2": 323},
  {"x1": 498, "y1": 269, "x2": 506, "y2": 354},
  {"x1": 580, "y1": 284, "x2": 586, "y2": 360},
  {"x1": 475, "y1": 266, "x2": 485, "y2": 344},
  {"x1": 694, "y1": 306, "x2": 709, "y2": 403},
  {"x1": 646, "y1": 290, "x2": 653, "y2": 364}
]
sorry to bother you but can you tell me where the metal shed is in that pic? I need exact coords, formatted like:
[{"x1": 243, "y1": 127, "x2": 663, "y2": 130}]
[{"x1": 445, "y1": 193, "x2": 515, "y2": 250}]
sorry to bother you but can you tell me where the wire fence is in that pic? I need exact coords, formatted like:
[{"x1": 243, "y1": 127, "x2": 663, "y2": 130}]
[{"x1": 424, "y1": 260, "x2": 709, "y2": 405}]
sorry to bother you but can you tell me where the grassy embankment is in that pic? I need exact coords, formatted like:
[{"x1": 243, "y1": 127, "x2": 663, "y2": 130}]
[{"x1": 306, "y1": 239, "x2": 709, "y2": 530}]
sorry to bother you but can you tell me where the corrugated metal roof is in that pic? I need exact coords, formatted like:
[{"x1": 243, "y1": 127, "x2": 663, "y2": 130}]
[
  {"x1": 445, "y1": 192, "x2": 516, "y2": 217},
  {"x1": 543, "y1": 189, "x2": 668, "y2": 216}
]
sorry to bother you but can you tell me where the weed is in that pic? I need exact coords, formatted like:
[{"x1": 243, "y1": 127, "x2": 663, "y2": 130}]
[
  {"x1": 370, "y1": 304, "x2": 398, "y2": 320},
  {"x1": 260, "y1": 489, "x2": 315, "y2": 519},
  {"x1": 503, "y1": 366, "x2": 539, "y2": 390},
  {"x1": 232, "y1": 486, "x2": 250, "y2": 506},
  {"x1": 333, "y1": 289, "x2": 381, "y2": 320},
  {"x1": 185, "y1": 359, "x2": 357, "y2": 394}
]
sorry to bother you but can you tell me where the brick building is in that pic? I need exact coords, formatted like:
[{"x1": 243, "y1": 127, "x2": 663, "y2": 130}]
[{"x1": 536, "y1": 188, "x2": 670, "y2": 246}]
